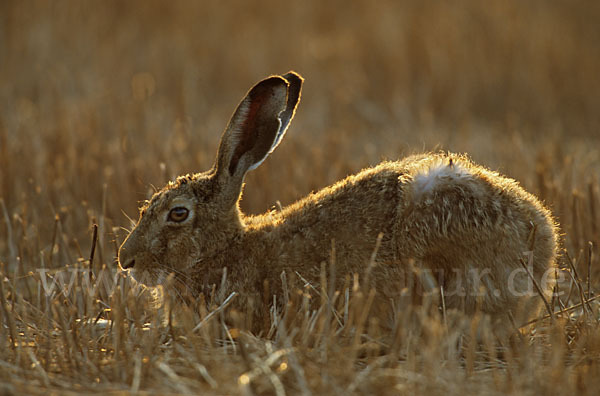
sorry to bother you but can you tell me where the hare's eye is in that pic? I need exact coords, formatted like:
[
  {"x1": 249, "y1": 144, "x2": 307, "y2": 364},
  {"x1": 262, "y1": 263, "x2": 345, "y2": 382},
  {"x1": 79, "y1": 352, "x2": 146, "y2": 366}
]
[{"x1": 167, "y1": 207, "x2": 189, "y2": 223}]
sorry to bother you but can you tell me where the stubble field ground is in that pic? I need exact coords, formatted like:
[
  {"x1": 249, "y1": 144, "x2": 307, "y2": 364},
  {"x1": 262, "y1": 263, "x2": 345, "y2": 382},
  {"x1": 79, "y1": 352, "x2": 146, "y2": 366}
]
[{"x1": 1, "y1": 1, "x2": 600, "y2": 394}]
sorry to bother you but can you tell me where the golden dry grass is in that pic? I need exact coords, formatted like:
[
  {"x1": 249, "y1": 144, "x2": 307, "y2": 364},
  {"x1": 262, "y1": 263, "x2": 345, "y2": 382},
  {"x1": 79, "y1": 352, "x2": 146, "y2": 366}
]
[{"x1": 1, "y1": 0, "x2": 600, "y2": 394}]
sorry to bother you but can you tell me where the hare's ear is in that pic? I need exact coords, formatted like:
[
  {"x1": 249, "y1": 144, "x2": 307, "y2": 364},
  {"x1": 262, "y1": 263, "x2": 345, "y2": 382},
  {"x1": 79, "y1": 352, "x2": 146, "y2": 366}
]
[{"x1": 214, "y1": 72, "x2": 303, "y2": 202}]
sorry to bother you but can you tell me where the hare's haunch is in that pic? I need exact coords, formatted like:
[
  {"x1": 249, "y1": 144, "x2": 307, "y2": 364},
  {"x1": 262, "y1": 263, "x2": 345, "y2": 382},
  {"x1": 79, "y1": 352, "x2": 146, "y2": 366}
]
[{"x1": 118, "y1": 72, "x2": 558, "y2": 328}]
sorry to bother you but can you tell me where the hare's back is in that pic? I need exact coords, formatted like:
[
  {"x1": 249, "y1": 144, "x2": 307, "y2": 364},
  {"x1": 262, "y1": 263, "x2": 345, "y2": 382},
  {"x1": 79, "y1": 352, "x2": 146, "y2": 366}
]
[{"x1": 396, "y1": 152, "x2": 555, "y2": 262}]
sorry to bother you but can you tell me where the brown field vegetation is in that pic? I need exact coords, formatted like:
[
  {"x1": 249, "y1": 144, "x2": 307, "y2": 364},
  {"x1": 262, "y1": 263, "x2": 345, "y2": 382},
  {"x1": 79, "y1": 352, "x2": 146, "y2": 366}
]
[{"x1": 1, "y1": 0, "x2": 600, "y2": 394}]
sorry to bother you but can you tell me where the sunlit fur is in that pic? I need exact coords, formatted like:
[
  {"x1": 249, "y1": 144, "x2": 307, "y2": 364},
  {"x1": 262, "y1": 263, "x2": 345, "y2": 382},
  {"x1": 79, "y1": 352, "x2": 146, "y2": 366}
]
[{"x1": 118, "y1": 72, "x2": 558, "y2": 332}]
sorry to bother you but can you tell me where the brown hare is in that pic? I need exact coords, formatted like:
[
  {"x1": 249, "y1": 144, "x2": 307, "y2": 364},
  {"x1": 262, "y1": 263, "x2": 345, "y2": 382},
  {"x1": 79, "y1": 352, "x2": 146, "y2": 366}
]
[{"x1": 118, "y1": 71, "x2": 558, "y2": 331}]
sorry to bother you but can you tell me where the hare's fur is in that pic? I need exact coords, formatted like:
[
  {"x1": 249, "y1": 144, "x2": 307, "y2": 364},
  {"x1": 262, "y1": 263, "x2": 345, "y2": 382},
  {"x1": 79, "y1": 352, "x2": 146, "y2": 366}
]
[{"x1": 118, "y1": 72, "x2": 558, "y2": 330}]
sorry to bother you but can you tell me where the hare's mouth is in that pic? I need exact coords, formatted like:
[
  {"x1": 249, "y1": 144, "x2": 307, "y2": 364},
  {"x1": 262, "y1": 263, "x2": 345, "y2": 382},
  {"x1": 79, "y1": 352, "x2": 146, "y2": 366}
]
[{"x1": 128, "y1": 268, "x2": 160, "y2": 287}]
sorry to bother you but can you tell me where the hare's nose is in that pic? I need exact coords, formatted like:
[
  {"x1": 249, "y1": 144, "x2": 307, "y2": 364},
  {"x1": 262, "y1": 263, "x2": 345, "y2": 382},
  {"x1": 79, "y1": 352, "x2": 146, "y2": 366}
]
[{"x1": 121, "y1": 258, "x2": 135, "y2": 269}]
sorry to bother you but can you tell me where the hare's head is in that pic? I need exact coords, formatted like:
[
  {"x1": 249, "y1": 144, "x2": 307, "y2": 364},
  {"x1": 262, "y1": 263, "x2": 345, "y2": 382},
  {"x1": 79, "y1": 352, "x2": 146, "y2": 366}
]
[{"x1": 118, "y1": 72, "x2": 303, "y2": 287}]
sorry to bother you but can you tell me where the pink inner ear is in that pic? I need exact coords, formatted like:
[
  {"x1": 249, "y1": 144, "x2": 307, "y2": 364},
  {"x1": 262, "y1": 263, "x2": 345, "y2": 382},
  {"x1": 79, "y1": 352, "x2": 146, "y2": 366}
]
[
  {"x1": 227, "y1": 78, "x2": 286, "y2": 176},
  {"x1": 228, "y1": 95, "x2": 265, "y2": 175}
]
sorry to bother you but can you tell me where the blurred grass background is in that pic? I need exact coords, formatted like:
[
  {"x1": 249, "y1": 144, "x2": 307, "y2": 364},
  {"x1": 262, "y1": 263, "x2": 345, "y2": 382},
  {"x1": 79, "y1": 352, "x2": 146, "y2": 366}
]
[
  {"x1": 1, "y1": 0, "x2": 600, "y2": 394},
  {"x1": 2, "y1": 0, "x2": 600, "y2": 262}
]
